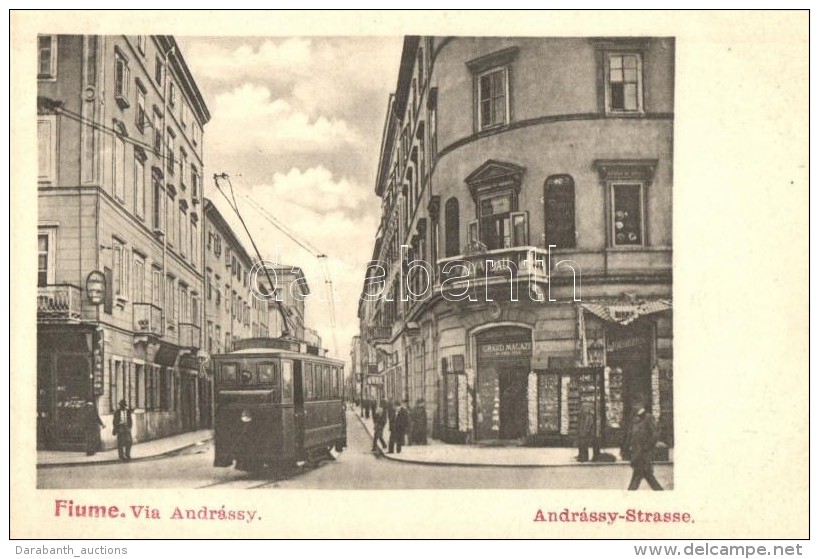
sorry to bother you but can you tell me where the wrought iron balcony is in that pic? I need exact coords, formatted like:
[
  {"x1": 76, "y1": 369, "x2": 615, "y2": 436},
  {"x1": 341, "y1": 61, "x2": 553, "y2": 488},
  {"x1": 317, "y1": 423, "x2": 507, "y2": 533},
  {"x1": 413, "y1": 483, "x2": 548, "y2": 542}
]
[
  {"x1": 436, "y1": 246, "x2": 550, "y2": 288},
  {"x1": 179, "y1": 322, "x2": 201, "y2": 349},
  {"x1": 133, "y1": 303, "x2": 163, "y2": 337},
  {"x1": 37, "y1": 284, "x2": 82, "y2": 322}
]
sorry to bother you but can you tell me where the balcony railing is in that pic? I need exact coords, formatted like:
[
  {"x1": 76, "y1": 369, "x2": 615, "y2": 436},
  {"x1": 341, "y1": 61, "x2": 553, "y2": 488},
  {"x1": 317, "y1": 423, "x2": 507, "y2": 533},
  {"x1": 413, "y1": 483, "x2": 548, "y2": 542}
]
[
  {"x1": 133, "y1": 303, "x2": 163, "y2": 337},
  {"x1": 37, "y1": 284, "x2": 82, "y2": 322},
  {"x1": 436, "y1": 246, "x2": 549, "y2": 288},
  {"x1": 179, "y1": 322, "x2": 201, "y2": 349}
]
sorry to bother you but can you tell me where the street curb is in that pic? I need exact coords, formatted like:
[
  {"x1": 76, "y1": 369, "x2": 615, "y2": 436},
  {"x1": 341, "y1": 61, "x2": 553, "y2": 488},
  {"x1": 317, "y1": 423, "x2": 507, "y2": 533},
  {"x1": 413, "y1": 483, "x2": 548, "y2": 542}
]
[
  {"x1": 352, "y1": 412, "x2": 672, "y2": 469},
  {"x1": 36, "y1": 437, "x2": 214, "y2": 469}
]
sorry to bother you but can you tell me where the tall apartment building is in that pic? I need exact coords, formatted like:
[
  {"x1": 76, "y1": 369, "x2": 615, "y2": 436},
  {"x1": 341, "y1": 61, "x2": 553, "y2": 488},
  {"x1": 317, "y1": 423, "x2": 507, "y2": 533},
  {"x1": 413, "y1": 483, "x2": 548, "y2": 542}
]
[
  {"x1": 203, "y1": 199, "x2": 269, "y2": 356},
  {"x1": 358, "y1": 37, "x2": 674, "y2": 448},
  {"x1": 36, "y1": 35, "x2": 210, "y2": 450}
]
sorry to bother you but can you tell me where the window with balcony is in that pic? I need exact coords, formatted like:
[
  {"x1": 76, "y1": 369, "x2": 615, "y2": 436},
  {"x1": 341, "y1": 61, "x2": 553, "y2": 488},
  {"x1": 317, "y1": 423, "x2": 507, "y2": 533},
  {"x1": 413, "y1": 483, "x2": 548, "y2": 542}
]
[
  {"x1": 544, "y1": 175, "x2": 576, "y2": 249},
  {"x1": 38, "y1": 35, "x2": 57, "y2": 79},
  {"x1": 114, "y1": 49, "x2": 130, "y2": 108},
  {"x1": 605, "y1": 53, "x2": 643, "y2": 114}
]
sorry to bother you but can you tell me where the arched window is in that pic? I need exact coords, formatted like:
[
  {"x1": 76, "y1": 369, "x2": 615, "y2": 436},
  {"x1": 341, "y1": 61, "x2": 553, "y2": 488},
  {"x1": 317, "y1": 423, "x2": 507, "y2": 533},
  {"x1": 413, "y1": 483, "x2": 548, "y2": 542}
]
[
  {"x1": 544, "y1": 175, "x2": 576, "y2": 249},
  {"x1": 444, "y1": 197, "x2": 460, "y2": 257}
]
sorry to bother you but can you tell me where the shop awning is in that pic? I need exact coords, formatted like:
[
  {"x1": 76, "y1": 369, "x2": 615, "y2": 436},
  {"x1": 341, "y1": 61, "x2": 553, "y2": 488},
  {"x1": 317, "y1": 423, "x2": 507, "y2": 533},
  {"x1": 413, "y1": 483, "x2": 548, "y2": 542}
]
[{"x1": 581, "y1": 299, "x2": 672, "y2": 326}]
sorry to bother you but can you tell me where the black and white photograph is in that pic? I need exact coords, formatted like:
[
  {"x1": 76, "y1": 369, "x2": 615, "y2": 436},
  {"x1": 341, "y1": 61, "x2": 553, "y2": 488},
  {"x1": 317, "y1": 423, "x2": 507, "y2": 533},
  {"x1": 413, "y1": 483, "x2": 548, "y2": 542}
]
[{"x1": 11, "y1": 10, "x2": 808, "y2": 541}]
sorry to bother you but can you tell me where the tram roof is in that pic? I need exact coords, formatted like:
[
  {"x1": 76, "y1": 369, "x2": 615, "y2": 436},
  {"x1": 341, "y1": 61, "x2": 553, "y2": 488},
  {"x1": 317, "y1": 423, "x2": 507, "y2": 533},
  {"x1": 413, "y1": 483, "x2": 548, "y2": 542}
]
[{"x1": 218, "y1": 348, "x2": 345, "y2": 366}]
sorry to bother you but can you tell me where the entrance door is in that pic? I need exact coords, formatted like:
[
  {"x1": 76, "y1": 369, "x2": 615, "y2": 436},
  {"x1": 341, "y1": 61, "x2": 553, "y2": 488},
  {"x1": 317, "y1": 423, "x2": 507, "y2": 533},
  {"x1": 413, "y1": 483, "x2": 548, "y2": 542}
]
[
  {"x1": 53, "y1": 354, "x2": 91, "y2": 448},
  {"x1": 498, "y1": 367, "x2": 528, "y2": 439}
]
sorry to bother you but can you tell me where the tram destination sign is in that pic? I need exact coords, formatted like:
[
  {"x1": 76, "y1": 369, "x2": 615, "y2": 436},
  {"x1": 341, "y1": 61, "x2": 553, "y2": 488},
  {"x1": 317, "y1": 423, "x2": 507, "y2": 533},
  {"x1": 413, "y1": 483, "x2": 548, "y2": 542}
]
[{"x1": 478, "y1": 341, "x2": 533, "y2": 359}]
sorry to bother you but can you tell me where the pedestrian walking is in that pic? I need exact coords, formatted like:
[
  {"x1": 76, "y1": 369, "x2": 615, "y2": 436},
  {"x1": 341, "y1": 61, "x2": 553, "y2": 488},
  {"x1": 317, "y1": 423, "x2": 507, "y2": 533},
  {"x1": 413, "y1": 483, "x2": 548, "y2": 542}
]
[
  {"x1": 84, "y1": 401, "x2": 104, "y2": 456},
  {"x1": 371, "y1": 402, "x2": 387, "y2": 452},
  {"x1": 626, "y1": 398, "x2": 663, "y2": 490},
  {"x1": 386, "y1": 399, "x2": 398, "y2": 453},
  {"x1": 576, "y1": 402, "x2": 595, "y2": 462},
  {"x1": 364, "y1": 398, "x2": 371, "y2": 419},
  {"x1": 389, "y1": 400, "x2": 410, "y2": 454},
  {"x1": 112, "y1": 399, "x2": 133, "y2": 461}
]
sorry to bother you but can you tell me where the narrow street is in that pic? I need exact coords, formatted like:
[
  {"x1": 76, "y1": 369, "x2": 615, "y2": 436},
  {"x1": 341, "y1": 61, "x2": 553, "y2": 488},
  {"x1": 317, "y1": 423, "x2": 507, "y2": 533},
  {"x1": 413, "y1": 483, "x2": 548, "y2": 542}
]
[{"x1": 38, "y1": 411, "x2": 673, "y2": 490}]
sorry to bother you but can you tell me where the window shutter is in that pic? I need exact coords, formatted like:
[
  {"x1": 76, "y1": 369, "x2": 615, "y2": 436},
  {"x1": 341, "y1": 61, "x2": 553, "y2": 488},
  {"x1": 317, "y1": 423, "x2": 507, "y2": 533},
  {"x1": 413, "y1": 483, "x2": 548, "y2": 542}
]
[{"x1": 104, "y1": 266, "x2": 113, "y2": 314}]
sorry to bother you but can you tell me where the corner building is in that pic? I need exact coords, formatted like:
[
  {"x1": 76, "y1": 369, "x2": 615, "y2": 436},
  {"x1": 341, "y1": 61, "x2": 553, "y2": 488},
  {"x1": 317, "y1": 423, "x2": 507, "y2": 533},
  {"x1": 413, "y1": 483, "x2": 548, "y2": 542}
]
[{"x1": 359, "y1": 37, "x2": 674, "y2": 448}]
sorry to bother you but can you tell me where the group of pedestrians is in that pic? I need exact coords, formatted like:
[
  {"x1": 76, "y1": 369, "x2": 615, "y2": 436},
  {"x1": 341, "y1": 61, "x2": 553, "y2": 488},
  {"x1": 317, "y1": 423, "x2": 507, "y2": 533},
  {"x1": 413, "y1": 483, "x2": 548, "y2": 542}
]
[
  {"x1": 360, "y1": 398, "x2": 427, "y2": 454},
  {"x1": 83, "y1": 399, "x2": 133, "y2": 461}
]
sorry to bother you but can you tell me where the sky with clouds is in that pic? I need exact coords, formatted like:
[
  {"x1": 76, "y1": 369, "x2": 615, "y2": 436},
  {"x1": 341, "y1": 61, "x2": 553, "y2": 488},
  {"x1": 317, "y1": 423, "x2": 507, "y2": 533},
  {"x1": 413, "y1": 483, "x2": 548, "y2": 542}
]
[{"x1": 175, "y1": 36, "x2": 404, "y2": 363}]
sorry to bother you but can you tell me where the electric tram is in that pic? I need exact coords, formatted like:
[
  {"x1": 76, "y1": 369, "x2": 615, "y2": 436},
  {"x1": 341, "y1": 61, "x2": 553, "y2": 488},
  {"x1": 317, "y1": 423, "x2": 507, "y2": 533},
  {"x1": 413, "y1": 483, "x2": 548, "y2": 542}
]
[{"x1": 212, "y1": 337, "x2": 346, "y2": 472}]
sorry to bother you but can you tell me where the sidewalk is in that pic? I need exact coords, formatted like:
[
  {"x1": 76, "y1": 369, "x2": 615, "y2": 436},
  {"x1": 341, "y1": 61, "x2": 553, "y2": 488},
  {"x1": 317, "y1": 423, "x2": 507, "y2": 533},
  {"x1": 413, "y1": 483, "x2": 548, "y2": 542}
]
[
  {"x1": 349, "y1": 407, "x2": 672, "y2": 468},
  {"x1": 37, "y1": 429, "x2": 213, "y2": 468}
]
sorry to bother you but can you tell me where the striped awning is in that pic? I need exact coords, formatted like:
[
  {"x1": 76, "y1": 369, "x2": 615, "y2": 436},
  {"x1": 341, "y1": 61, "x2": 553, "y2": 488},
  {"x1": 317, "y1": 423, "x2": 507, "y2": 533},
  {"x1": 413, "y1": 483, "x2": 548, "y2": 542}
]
[{"x1": 581, "y1": 299, "x2": 672, "y2": 325}]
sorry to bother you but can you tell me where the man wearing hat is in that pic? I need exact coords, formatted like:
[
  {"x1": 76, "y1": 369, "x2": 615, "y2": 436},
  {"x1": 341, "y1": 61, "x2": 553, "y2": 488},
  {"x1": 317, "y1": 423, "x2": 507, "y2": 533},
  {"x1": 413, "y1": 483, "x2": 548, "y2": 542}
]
[
  {"x1": 113, "y1": 399, "x2": 133, "y2": 461},
  {"x1": 626, "y1": 397, "x2": 663, "y2": 490}
]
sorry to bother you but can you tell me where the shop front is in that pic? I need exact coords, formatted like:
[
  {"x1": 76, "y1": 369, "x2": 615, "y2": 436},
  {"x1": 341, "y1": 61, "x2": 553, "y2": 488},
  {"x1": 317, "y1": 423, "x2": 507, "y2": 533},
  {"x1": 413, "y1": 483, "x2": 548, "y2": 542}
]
[
  {"x1": 37, "y1": 325, "x2": 99, "y2": 450},
  {"x1": 473, "y1": 326, "x2": 532, "y2": 442}
]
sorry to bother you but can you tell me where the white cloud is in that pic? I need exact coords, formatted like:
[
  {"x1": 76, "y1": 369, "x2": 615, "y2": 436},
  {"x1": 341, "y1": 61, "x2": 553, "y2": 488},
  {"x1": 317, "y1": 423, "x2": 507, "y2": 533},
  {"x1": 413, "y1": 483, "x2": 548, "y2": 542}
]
[
  {"x1": 251, "y1": 166, "x2": 370, "y2": 214},
  {"x1": 183, "y1": 38, "x2": 314, "y2": 82},
  {"x1": 207, "y1": 84, "x2": 359, "y2": 155}
]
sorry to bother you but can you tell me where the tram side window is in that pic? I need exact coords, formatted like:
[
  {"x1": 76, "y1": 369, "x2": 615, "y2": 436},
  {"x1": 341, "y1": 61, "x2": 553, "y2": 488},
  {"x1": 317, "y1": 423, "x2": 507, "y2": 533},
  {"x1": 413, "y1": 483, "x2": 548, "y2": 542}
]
[
  {"x1": 324, "y1": 365, "x2": 331, "y2": 399},
  {"x1": 281, "y1": 361, "x2": 293, "y2": 404},
  {"x1": 331, "y1": 367, "x2": 338, "y2": 398},
  {"x1": 221, "y1": 363, "x2": 238, "y2": 384},
  {"x1": 314, "y1": 366, "x2": 322, "y2": 400},
  {"x1": 304, "y1": 363, "x2": 313, "y2": 401}
]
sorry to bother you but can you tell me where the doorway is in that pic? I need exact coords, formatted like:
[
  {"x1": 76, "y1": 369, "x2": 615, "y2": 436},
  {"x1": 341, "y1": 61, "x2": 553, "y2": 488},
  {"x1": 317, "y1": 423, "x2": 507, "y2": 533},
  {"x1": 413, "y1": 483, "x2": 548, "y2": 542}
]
[{"x1": 498, "y1": 366, "x2": 528, "y2": 439}]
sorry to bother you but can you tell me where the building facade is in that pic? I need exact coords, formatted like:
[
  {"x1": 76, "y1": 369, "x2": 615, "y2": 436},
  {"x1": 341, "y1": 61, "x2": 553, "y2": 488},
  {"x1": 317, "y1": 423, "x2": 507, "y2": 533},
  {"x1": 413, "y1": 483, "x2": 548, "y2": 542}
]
[
  {"x1": 203, "y1": 199, "x2": 269, "y2": 356},
  {"x1": 358, "y1": 36, "x2": 674, "y2": 448},
  {"x1": 37, "y1": 35, "x2": 211, "y2": 450}
]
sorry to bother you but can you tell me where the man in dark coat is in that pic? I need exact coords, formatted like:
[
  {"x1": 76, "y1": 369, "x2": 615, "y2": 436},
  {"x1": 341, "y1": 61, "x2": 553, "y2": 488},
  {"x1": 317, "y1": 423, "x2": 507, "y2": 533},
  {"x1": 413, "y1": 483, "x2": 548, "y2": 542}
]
[
  {"x1": 576, "y1": 402, "x2": 595, "y2": 462},
  {"x1": 626, "y1": 398, "x2": 663, "y2": 490},
  {"x1": 386, "y1": 399, "x2": 399, "y2": 453},
  {"x1": 410, "y1": 399, "x2": 428, "y2": 445},
  {"x1": 390, "y1": 400, "x2": 410, "y2": 454},
  {"x1": 371, "y1": 402, "x2": 387, "y2": 451},
  {"x1": 84, "y1": 401, "x2": 104, "y2": 456},
  {"x1": 113, "y1": 399, "x2": 133, "y2": 461}
]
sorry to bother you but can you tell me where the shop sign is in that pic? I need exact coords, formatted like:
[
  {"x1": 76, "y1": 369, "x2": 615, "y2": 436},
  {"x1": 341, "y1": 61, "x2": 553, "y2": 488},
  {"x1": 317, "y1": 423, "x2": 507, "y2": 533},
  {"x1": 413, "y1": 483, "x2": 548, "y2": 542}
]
[
  {"x1": 607, "y1": 336, "x2": 646, "y2": 353},
  {"x1": 478, "y1": 341, "x2": 532, "y2": 359}
]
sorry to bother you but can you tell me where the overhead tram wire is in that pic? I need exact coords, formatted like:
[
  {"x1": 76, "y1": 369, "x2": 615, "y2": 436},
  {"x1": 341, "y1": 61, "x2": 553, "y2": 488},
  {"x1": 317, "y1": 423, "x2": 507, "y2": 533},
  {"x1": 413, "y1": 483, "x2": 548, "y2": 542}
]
[
  {"x1": 212, "y1": 173, "x2": 294, "y2": 339},
  {"x1": 241, "y1": 195, "x2": 340, "y2": 357}
]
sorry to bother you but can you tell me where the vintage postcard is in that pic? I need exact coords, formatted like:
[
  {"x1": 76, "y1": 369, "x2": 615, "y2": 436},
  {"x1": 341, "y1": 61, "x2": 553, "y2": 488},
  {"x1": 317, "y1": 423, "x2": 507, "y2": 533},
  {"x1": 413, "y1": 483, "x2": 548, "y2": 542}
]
[{"x1": 10, "y1": 10, "x2": 809, "y2": 540}]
